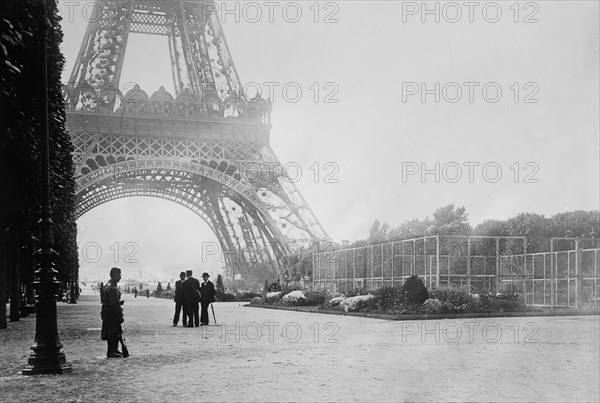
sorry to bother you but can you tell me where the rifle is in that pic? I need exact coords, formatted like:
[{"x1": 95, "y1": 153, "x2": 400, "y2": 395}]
[{"x1": 118, "y1": 333, "x2": 130, "y2": 358}]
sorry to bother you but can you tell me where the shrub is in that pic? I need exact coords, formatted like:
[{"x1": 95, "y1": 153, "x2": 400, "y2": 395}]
[
  {"x1": 403, "y1": 275, "x2": 429, "y2": 305},
  {"x1": 478, "y1": 291, "x2": 524, "y2": 312},
  {"x1": 235, "y1": 291, "x2": 261, "y2": 301},
  {"x1": 151, "y1": 290, "x2": 174, "y2": 299},
  {"x1": 249, "y1": 296, "x2": 264, "y2": 305},
  {"x1": 373, "y1": 286, "x2": 405, "y2": 311},
  {"x1": 423, "y1": 298, "x2": 442, "y2": 313},
  {"x1": 429, "y1": 284, "x2": 477, "y2": 313},
  {"x1": 281, "y1": 290, "x2": 307, "y2": 306},
  {"x1": 217, "y1": 292, "x2": 235, "y2": 302},
  {"x1": 304, "y1": 290, "x2": 328, "y2": 306},
  {"x1": 265, "y1": 291, "x2": 282, "y2": 304},
  {"x1": 323, "y1": 296, "x2": 345, "y2": 310},
  {"x1": 339, "y1": 295, "x2": 375, "y2": 312},
  {"x1": 345, "y1": 288, "x2": 368, "y2": 297},
  {"x1": 281, "y1": 284, "x2": 303, "y2": 295},
  {"x1": 268, "y1": 281, "x2": 282, "y2": 292}
]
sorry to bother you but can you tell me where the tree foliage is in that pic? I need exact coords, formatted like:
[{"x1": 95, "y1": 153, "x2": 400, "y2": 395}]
[
  {"x1": 280, "y1": 248, "x2": 313, "y2": 284},
  {"x1": 0, "y1": 0, "x2": 78, "y2": 325},
  {"x1": 351, "y1": 206, "x2": 598, "y2": 251},
  {"x1": 215, "y1": 274, "x2": 224, "y2": 293}
]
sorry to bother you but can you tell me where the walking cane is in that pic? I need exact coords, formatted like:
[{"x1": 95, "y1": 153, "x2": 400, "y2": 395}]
[{"x1": 210, "y1": 303, "x2": 217, "y2": 324}]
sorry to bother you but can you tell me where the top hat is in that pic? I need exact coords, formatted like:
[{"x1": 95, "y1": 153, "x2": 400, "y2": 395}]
[{"x1": 202, "y1": 272, "x2": 210, "y2": 278}]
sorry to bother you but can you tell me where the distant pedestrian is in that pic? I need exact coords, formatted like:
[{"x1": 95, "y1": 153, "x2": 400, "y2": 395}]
[
  {"x1": 101, "y1": 267, "x2": 124, "y2": 358},
  {"x1": 133, "y1": 287, "x2": 137, "y2": 298},
  {"x1": 99, "y1": 282, "x2": 105, "y2": 303},
  {"x1": 183, "y1": 270, "x2": 200, "y2": 327},
  {"x1": 200, "y1": 272, "x2": 216, "y2": 326},
  {"x1": 146, "y1": 289, "x2": 150, "y2": 298},
  {"x1": 173, "y1": 272, "x2": 187, "y2": 326}
]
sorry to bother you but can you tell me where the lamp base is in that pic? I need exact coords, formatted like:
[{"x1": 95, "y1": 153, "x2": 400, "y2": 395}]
[{"x1": 21, "y1": 350, "x2": 72, "y2": 375}]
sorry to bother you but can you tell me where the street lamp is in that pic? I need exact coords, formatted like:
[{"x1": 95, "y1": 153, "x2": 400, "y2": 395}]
[{"x1": 21, "y1": 0, "x2": 71, "y2": 375}]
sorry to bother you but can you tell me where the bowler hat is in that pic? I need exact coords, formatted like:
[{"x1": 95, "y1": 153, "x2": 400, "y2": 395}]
[
  {"x1": 202, "y1": 272, "x2": 210, "y2": 277},
  {"x1": 179, "y1": 271, "x2": 186, "y2": 277}
]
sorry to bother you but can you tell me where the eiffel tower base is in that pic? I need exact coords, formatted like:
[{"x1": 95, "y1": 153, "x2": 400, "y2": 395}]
[{"x1": 65, "y1": 0, "x2": 329, "y2": 279}]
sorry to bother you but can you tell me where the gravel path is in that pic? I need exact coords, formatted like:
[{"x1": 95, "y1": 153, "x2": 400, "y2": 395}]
[{"x1": 1, "y1": 295, "x2": 598, "y2": 402}]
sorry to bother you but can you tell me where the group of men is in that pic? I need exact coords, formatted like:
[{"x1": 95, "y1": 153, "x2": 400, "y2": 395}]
[
  {"x1": 173, "y1": 270, "x2": 216, "y2": 327},
  {"x1": 100, "y1": 267, "x2": 217, "y2": 358}
]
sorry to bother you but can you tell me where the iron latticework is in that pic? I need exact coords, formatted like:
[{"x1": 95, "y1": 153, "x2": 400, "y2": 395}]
[{"x1": 64, "y1": 0, "x2": 328, "y2": 279}]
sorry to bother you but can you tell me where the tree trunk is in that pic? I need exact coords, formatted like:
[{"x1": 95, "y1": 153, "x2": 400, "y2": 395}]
[
  {"x1": 0, "y1": 231, "x2": 7, "y2": 329},
  {"x1": 9, "y1": 242, "x2": 20, "y2": 321}
]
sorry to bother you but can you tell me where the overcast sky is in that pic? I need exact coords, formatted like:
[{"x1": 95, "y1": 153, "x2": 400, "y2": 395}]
[{"x1": 58, "y1": 1, "x2": 599, "y2": 282}]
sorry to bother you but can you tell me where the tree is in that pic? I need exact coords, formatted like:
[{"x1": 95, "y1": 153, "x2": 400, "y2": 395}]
[
  {"x1": 367, "y1": 220, "x2": 391, "y2": 244},
  {"x1": 0, "y1": 0, "x2": 78, "y2": 326},
  {"x1": 505, "y1": 213, "x2": 549, "y2": 238},
  {"x1": 216, "y1": 274, "x2": 224, "y2": 293},
  {"x1": 368, "y1": 220, "x2": 381, "y2": 240},
  {"x1": 281, "y1": 249, "x2": 313, "y2": 284},
  {"x1": 156, "y1": 282, "x2": 163, "y2": 297},
  {"x1": 390, "y1": 218, "x2": 432, "y2": 240},
  {"x1": 549, "y1": 211, "x2": 599, "y2": 238},
  {"x1": 429, "y1": 204, "x2": 471, "y2": 236},
  {"x1": 404, "y1": 275, "x2": 429, "y2": 305},
  {"x1": 473, "y1": 219, "x2": 509, "y2": 237}
]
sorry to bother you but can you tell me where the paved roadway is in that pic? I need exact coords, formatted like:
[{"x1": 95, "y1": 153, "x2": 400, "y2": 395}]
[{"x1": 1, "y1": 294, "x2": 599, "y2": 402}]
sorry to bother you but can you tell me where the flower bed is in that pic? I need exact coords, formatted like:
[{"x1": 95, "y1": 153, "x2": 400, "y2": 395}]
[
  {"x1": 281, "y1": 290, "x2": 307, "y2": 306},
  {"x1": 265, "y1": 291, "x2": 282, "y2": 304},
  {"x1": 319, "y1": 280, "x2": 527, "y2": 315},
  {"x1": 253, "y1": 277, "x2": 527, "y2": 316},
  {"x1": 338, "y1": 294, "x2": 375, "y2": 312}
]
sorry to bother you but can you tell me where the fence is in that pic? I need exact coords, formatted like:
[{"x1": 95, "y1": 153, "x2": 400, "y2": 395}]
[{"x1": 313, "y1": 236, "x2": 600, "y2": 308}]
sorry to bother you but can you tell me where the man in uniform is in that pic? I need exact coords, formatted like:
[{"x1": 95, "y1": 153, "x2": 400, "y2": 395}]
[
  {"x1": 183, "y1": 270, "x2": 200, "y2": 327},
  {"x1": 199, "y1": 272, "x2": 216, "y2": 325},
  {"x1": 172, "y1": 271, "x2": 187, "y2": 326},
  {"x1": 101, "y1": 267, "x2": 124, "y2": 358}
]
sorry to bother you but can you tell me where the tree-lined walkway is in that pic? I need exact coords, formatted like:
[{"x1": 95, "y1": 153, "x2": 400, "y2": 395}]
[{"x1": 1, "y1": 295, "x2": 598, "y2": 402}]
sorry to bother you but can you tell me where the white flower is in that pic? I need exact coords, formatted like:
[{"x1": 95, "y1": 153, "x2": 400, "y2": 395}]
[
  {"x1": 266, "y1": 291, "x2": 281, "y2": 299},
  {"x1": 281, "y1": 290, "x2": 306, "y2": 303},
  {"x1": 423, "y1": 298, "x2": 441, "y2": 312},
  {"x1": 338, "y1": 294, "x2": 374, "y2": 312},
  {"x1": 329, "y1": 296, "x2": 345, "y2": 306}
]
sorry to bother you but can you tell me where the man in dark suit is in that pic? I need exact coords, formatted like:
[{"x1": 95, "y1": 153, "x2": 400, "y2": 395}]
[
  {"x1": 172, "y1": 271, "x2": 187, "y2": 326},
  {"x1": 199, "y1": 272, "x2": 216, "y2": 325},
  {"x1": 101, "y1": 267, "x2": 124, "y2": 358},
  {"x1": 183, "y1": 270, "x2": 200, "y2": 327}
]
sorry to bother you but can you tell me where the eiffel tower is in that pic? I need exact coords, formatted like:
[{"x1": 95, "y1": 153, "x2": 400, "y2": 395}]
[{"x1": 63, "y1": 0, "x2": 329, "y2": 279}]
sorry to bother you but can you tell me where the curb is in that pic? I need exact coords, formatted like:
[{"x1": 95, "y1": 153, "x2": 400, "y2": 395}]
[{"x1": 243, "y1": 304, "x2": 600, "y2": 321}]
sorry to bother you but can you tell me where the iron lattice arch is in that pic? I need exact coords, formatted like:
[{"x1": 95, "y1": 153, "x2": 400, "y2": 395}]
[{"x1": 66, "y1": 0, "x2": 329, "y2": 279}]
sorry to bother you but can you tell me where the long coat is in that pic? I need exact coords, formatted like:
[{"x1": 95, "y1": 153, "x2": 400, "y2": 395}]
[
  {"x1": 174, "y1": 279, "x2": 185, "y2": 303},
  {"x1": 101, "y1": 280, "x2": 123, "y2": 340},
  {"x1": 200, "y1": 280, "x2": 216, "y2": 303},
  {"x1": 183, "y1": 276, "x2": 200, "y2": 304}
]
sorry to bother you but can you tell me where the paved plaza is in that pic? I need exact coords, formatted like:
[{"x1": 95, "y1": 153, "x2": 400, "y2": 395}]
[{"x1": 1, "y1": 295, "x2": 599, "y2": 402}]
